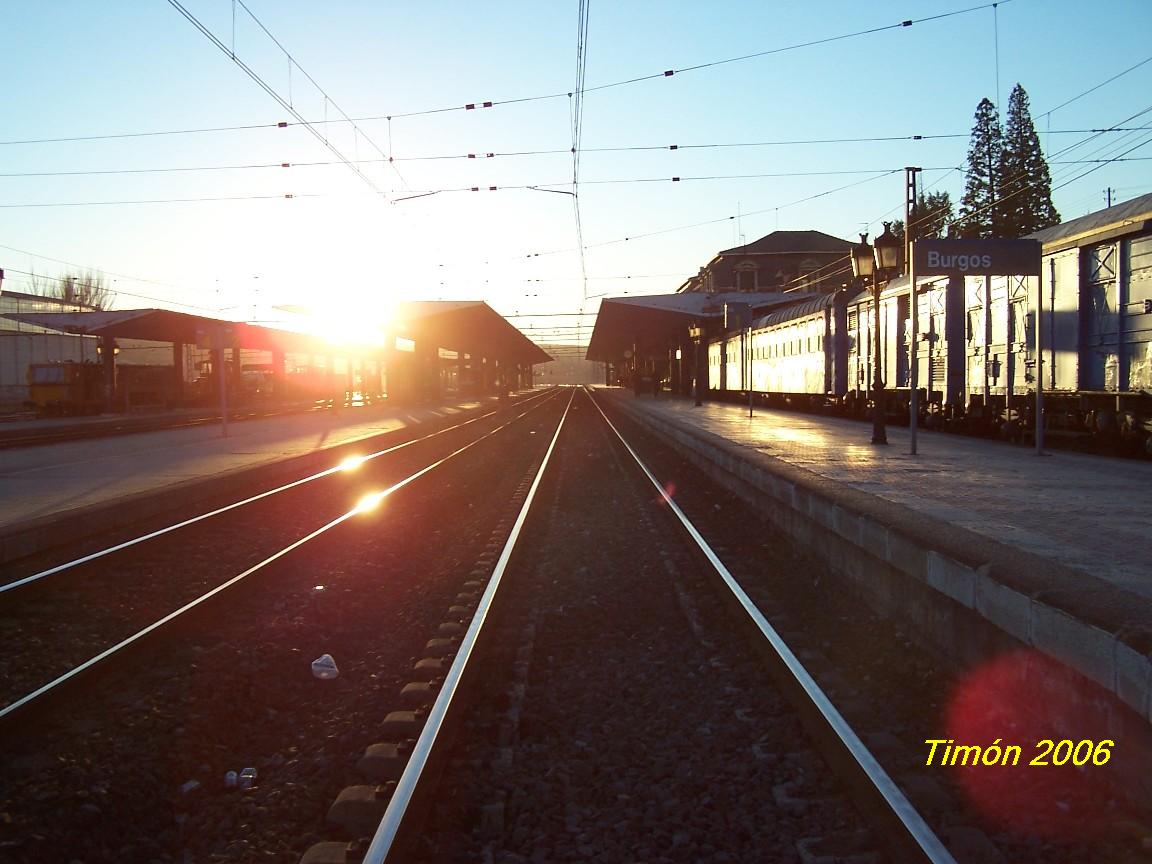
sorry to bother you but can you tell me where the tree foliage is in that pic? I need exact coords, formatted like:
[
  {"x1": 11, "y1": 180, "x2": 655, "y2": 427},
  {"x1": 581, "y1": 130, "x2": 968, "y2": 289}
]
[
  {"x1": 956, "y1": 86, "x2": 1059, "y2": 239},
  {"x1": 1000, "y1": 84, "x2": 1060, "y2": 235},
  {"x1": 890, "y1": 191, "x2": 955, "y2": 244},
  {"x1": 30, "y1": 269, "x2": 113, "y2": 309},
  {"x1": 957, "y1": 97, "x2": 1005, "y2": 238}
]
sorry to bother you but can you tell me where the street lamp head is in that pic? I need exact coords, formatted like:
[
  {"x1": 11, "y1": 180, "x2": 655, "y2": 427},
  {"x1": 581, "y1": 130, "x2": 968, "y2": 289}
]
[
  {"x1": 850, "y1": 233, "x2": 875, "y2": 280},
  {"x1": 873, "y1": 221, "x2": 903, "y2": 278}
]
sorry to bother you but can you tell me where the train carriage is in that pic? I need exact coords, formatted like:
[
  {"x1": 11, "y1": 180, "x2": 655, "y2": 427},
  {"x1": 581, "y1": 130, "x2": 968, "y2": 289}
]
[
  {"x1": 702, "y1": 192, "x2": 1152, "y2": 453},
  {"x1": 750, "y1": 293, "x2": 843, "y2": 405}
]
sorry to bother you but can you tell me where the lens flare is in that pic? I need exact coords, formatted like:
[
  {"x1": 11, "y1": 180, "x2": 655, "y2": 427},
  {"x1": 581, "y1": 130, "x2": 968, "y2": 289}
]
[
  {"x1": 355, "y1": 491, "x2": 386, "y2": 513},
  {"x1": 942, "y1": 648, "x2": 1148, "y2": 843}
]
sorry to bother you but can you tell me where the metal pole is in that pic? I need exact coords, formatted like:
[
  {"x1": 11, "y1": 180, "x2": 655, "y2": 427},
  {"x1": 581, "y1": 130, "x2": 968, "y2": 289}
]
[
  {"x1": 872, "y1": 278, "x2": 888, "y2": 445},
  {"x1": 747, "y1": 325, "x2": 753, "y2": 418},
  {"x1": 906, "y1": 167, "x2": 920, "y2": 455},
  {"x1": 1035, "y1": 259, "x2": 1049, "y2": 455},
  {"x1": 217, "y1": 325, "x2": 229, "y2": 438},
  {"x1": 693, "y1": 336, "x2": 702, "y2": 406},
  {"x1": 910, "y1": 254, "x2": 918, "y2": 455}
]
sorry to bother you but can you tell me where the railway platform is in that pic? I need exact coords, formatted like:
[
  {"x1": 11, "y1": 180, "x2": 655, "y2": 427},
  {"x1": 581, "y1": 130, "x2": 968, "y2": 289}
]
[
  {"x1": 600, "y1": 386, "x2": 1152, "y2": 727},
  {"x1": 0, "y1": 392, "x2": 525, "y2": 567}
]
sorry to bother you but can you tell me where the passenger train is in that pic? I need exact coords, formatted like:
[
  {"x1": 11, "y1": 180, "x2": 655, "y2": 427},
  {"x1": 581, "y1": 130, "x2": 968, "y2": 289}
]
[{"x1": 707, "y1": 194, "x2": 1152, "y2": 454}]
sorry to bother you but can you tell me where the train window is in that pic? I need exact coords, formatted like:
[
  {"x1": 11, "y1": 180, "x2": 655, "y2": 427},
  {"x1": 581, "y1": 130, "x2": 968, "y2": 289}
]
[
  {"x1": 991, "y1": 298, "x2": 1008, "y2": 345},
  {"x1": 1130, "y1": 235, "x2": 1152, "y2": 278},
  {"x1": 966, "y1": 309, "x2": 981, "y2": 344},
  {"x1": 1010, "y1": 301, "x2": 1026, "y2": 344},
  {"x1": 1088, "y1": 244, "x2": 1117, "y2": 284}
]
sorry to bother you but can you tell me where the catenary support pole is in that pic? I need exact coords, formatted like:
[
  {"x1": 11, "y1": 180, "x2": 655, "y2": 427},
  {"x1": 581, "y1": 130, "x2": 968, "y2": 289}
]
[
  {"x1": 1036, "y1": 258, "x2": 1049, "y2": 455},
  {"x1": 906, "y1": 167, "x2": 920, "y2": 455}
]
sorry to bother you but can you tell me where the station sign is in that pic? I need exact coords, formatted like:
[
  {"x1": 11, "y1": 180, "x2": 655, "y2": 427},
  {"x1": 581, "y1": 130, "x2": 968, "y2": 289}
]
[{"x1": 912, "y1": 238, "x2": 1041, "y2": 277}]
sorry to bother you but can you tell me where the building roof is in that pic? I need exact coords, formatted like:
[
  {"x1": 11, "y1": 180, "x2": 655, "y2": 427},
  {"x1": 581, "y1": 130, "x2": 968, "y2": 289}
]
[
  {"x1": 585, "y1": 291, "x2": 820, "y2": 362},
  {"x1": 715, "y1": 230, "x2": 853, "y2": 258},
  {"x1": 0, "y1": 308, "x2": 324, "y2": 353},
  {"x1": 2, "y1": 301, "x2": 553, "y2": 365},
  {"x1": 393, "y1": 301, "x2": 553, "y2": 365},
  {"x1": 1028, "y1": 192, "x2": 1152, "y2": 251}
]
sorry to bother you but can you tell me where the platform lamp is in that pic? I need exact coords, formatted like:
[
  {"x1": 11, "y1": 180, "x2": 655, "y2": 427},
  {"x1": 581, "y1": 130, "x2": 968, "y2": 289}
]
[{"x1": 851, "y1": 222, "x2": 902, "y2": 445}]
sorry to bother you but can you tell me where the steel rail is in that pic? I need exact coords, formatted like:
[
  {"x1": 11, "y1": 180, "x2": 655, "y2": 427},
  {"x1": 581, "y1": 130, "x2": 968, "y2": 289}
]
[
  {"x1": 585, "y1": 387, "x2": 957, "y2": 864},
  {"x1": 1, "y1": 388, "x2": 557, "y2": 594},
  {"x1": 363, "y1": 387, "x2": 577, "y2": 864},
  {"x1": 0, "y1": 392, "x2": 562, "y2": 724}
]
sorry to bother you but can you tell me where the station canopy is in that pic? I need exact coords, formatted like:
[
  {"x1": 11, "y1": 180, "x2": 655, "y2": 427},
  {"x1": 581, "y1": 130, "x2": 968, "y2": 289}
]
[
  {"x1": 3, "y1": 301, "x2": 553, "y2": 365},
  {"x1": 393, "y1": 301, "x2": 552, "y2": 365},
  {"x1": 585, "y1": 291, "x2": 819, "y2": 362},
  {"x1": 0, "y1": 307, "x2": 326, "y2": 354}
]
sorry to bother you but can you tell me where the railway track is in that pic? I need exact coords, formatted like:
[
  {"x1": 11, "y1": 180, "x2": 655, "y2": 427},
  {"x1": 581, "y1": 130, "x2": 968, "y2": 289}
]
[
  {"x1": 301, "y1": 386, "x2": 953, "y2": 864},
  {"x1": 4, "y1": 386, "x2": 1141, "y2": 862},
  {"x1": 0, "y1": 388, "x2": 561, "y2": 717},
  {"x1": 0, "y1": 390, "x2": 566, "y2": 862}
]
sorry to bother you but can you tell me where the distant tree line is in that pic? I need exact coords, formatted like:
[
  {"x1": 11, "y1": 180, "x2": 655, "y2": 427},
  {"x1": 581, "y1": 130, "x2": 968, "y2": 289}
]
[
  {"x1": 893, "y1": 83, "x2": 1060, "y2": 243},
  {"x1": 29, "y1": 269, "x2": 113, "y2": 309}
]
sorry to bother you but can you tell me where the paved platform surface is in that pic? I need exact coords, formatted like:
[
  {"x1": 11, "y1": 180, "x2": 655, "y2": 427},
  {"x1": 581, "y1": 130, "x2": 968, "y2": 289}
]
[
  {"x1": 606, "y1": 389, "x2": 1152, "y2": 603},
  {"x1": 0, "y1": 397, "x2": 503, "y2": 530}
]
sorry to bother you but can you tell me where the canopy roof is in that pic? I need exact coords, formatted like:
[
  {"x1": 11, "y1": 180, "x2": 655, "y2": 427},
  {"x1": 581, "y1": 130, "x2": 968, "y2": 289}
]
[
  {"x1": 0, "y1": 308, "x2": 325, "y2": 353},
  {"x1": 586, "y1": 291, "x2": 818, "y2": 361},
  {"x1": 3, "y1": 301, "x2": 552, "y2": 364},
  {"x1": 393, "y1": 301, "x2": 552, "y2": 364}
]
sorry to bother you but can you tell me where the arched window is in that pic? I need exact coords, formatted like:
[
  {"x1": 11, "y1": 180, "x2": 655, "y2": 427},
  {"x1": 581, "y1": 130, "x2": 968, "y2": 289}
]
[{"x1": 734, "y1": 260, "x2": 758, "y2": 292}]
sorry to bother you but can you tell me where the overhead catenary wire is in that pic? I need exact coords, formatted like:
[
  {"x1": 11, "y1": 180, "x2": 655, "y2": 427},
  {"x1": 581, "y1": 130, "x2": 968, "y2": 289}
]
[
  {"x1": 0, "y1": 193, "x2": 315, "y2": 209},
  {"x1": 3, "y1": 136, "x2": 1149, "y2": 181},
  {"x1": 9, "y1": 126, "x2": 1143, "y2": 161},
  {"x1": 5, "y1": 1, "x2": 1008, "y2": 149},
  {"x1": 948, "y1": 104, "x2": 1152, "y2": 234},
  {"x1": 797, "y1": 88, "x2": 1152, "y2": 290},
  {"x1": 166, "y1": 0, "x2": 388, "y2": 197},
  {"x1": 1, "y1": 267, "x2": 220, "y2": 313},
  {"x1": 7, "y1": 5, "x2": 1145, "y2": 326},
  {"x1": 570, "y1": 0, "x2": 592, "y2": 349},
  {"x1": 232, "y1": 0, "x2": 406, "y2": 188},
  {"x1": 0, "y1": 243, "x2": 185, "y2": 292}
]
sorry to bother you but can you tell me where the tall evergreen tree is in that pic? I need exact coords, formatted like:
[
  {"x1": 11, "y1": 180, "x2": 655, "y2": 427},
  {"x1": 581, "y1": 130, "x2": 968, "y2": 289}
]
[
  {"x1": 1000, "y1": 83, "x2": 1060, "y2": 235},
  {"x1": 957, "y1": 97, "x2": 1005, "y2": 238}
]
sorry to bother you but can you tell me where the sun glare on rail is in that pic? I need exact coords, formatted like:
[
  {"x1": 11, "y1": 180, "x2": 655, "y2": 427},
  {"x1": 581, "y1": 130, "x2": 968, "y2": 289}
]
[
  {"x1": 339, "y1": 455, "x2": 367, "y2": 472},
  {"x1": 355, "y1": 491, "x2": 387, "y2": 514}
]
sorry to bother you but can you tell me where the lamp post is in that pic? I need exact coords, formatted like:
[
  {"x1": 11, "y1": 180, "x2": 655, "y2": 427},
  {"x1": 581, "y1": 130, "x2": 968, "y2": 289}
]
[
  {"x1": 688, "y1": 325, "x2": 703, "y2": 406},
  {"x1": 851, "y1": 222, "x2": 902, "y2": 445}
]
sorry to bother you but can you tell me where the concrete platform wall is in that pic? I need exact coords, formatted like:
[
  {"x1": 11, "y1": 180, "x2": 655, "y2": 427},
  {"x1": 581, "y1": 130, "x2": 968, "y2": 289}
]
[{"x1": 610, "y1": 396, "x2": 1152, "y2": 736}]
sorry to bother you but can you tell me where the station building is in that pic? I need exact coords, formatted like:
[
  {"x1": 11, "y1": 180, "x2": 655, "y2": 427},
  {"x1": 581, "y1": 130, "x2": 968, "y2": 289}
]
[
  {"x1": 588, "y1": 229, "x2": 854, "y2": 394},
  {"x1": 1, "y1": 294, "x2": 550, "y2": 417}
]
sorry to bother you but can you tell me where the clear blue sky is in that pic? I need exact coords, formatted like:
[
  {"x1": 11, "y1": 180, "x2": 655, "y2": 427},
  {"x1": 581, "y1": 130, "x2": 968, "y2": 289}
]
[{"x1": 3, "y1": 0, "x2": 1150, "y2": 348}]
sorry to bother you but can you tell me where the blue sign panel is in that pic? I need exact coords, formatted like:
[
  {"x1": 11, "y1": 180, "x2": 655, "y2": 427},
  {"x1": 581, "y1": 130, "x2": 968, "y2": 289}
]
[{"x1": 913, "y1": 239, "x2": 1041, "y2": 277}]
